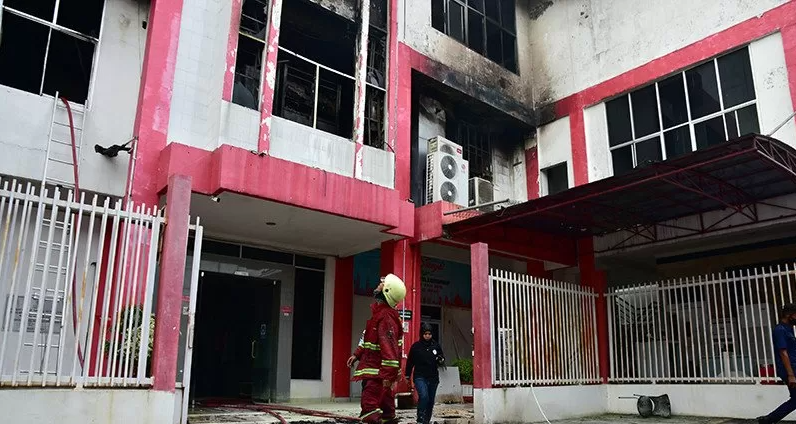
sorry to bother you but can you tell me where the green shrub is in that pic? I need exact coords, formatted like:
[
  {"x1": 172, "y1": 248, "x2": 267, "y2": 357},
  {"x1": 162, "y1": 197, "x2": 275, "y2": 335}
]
[{"x1": 451, "y1": 358, "x2": 473, "y2": 384}]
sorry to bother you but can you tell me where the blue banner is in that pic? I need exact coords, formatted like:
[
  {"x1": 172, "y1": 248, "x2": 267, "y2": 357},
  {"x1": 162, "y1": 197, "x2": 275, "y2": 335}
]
[{"x1": 352, "y1": 249, "x2": 472, "y2": 308}]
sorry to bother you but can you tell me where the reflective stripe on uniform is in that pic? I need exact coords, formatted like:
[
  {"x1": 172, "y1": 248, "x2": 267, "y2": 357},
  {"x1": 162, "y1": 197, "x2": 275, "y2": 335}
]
[
  {"x1": 362, "y1": 342, "x2": 380, "y2": 350},
  {"x1": 381, "y1": 360, "x2": 400, "y2": 368},
  {"x1": 354, "y1": 368, "x2": 380, "y2": 377},
  {"x1": 361, "y1": 409, "x2": 383, "y2": 419}
]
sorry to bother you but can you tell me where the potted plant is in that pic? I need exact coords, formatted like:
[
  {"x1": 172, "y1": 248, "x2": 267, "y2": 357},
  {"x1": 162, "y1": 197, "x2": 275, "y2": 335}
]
[
  {"x1": 103, "y1": 305, "x2": 156, "y2": 377},
  {"x1": 451, "y1": 358, "x2": 473, "y2": 402}
]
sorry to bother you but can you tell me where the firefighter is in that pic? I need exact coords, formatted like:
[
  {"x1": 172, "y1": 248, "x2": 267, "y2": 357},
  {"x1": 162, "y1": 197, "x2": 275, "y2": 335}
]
[{"x1": 347, "y1": 273, "x2": 407, "y2": 424}]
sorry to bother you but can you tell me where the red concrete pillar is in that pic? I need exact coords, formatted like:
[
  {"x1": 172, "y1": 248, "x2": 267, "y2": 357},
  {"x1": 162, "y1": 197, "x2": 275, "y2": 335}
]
[
  {"x1": 131, "y1": 0, "x2": 186, "y2": 206},
  {"x1": 526, "y1": 260, "x2": 550, "y2": 278},
  {"x1": 331, "y1": 256, "x2": 354, "y2": 399},
  {"x1": 151, "y1": 175, "x2": 192, "y2": 392},
  {"x1": 470, "y1": 242, "x2": 492, "y2": 389},
  {"x1": 578, "y1": 238, "x2": 609, "y2": 383},
  {"x1": 525, "y1": 146, "x2": 540, "y2": 200},
  {"x1": 380, "y1": 240, "x2": 421, "y2": 357}
]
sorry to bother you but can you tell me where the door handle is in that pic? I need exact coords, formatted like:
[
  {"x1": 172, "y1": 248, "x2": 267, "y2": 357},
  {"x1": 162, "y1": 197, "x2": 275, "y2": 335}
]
[{"x1": 251, "y1": 340, "x2": 257, "y2": 359}]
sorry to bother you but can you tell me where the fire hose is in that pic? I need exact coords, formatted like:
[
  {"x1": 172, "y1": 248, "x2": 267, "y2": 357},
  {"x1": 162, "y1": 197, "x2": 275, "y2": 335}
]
[{"x1": 197, "y1": 399, "x2": 363, "y2": 422}]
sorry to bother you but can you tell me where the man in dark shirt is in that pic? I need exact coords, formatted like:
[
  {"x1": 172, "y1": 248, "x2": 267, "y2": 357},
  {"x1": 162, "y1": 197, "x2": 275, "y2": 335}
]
[
  {"x1": 759, "y1": 303, "x2": 796, "y2": 424},
  {"x1": 405, "y1": 323, "x2": 445, "y2": 424}
]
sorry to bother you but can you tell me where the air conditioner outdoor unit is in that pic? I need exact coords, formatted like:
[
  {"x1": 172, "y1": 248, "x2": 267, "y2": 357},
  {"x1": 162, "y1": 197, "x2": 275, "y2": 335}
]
[
  {"x1": 428, "y1": 136, "x2": 463, "y2": 158},
  {"x1": 468, "y1": 177, "x2": 494, "y2": 213},
  {"x1": 426, "y1": 151, "x2": 469, "y2": 207}
]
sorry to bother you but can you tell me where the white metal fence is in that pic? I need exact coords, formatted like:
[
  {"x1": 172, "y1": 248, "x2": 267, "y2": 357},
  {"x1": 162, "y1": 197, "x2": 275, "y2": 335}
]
[
  {"x1": 0, "y1": 179, "x2": 164, "y2": 387},
  {"x1": 490, "y1": 269, "x2": 601, "y2": 386},
  {"x1": 607, "y1": 264, "x2": 796, "y2": 384}
]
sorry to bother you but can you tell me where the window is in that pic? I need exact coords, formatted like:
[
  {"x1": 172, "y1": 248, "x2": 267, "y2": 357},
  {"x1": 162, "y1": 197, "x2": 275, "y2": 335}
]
[
  {"x1": 271, "y1": 0, "x2": 356, "y2": 138},
  {"x1": 0, "y1": 1, "x2": 105, "y2": 104},
  {"x1": 453, "y1": 121, "x2": 493, "y2": 180},
  {"x1": 364, "y1": 0, "x2": 388, "y2": 149},
  {"x1": 542, "y1": 163, "x2": 568, "y2": 196},
  {"x1": 431, "y1": 0, "x2": 517, "y2": 73},
  {"x1": 232, "y1": 0, "x2": 269, "y2": 110},
  {"x1": 606, "y1": 47, "x2": 759, "y2": 176},
  {"x1": 290, "y1": 268, "x2": 324, "y2": 379}
]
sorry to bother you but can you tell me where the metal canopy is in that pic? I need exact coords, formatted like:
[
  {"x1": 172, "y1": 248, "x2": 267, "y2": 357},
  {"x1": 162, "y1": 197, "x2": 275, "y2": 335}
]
[{"x1": 445, "y1": 135, "x2": 796, "y2": 240}]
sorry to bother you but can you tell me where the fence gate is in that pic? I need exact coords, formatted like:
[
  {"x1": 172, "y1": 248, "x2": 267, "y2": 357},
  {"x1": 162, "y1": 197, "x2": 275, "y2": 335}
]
[
  {"x1": 0, "y1": 179, "x2": 164, "y2": 387},
  {"x1": 489, "y1": 269, "x2": 601, "y2": 386},
  {"x1": 180, "y1": 222, "x2": 203, "y2": 424}
]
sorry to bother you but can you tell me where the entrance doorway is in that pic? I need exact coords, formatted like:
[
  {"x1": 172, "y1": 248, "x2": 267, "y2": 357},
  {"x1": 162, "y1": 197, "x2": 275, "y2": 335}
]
[{"x1": 190, "y1": 271, "x2": 279, "y2": 402}]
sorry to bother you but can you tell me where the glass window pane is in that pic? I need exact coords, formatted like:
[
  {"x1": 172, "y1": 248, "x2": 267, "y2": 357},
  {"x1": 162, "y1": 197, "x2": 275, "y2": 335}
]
[
  {"x1": 631, "y1": 85, "x2": 660, "y2": 138},
  {"x1": 5, "y1": 0, "x2": 55, "y2": 22},
  {"x1": 635, "y1": 137, "x2": 663, "y2": 167},
  {"x1": 468, "y1": 0, "x2": 485, "y2": 12},
  {"x1": 606, "y1": 96, "x2": 633, "y2": 146},
  {"x1": 273, "y1": 50, "x2": 315, "y2": 125},
  {"x1": 737, "y1": 104, "x2": 760, "y2": 136},
  {"x1": 686, "y1": 61, "x2": 721, "y2": 119},
  {"x1": 370, "y1": 0, "x2": 388, "y2": 30},
  {"x1": 664, "y1": 126, "x2": 692, "y2": 160},
  {"x1": 42, "y1": 31, "x2": 96, "y2": 103},
  {"x1": 232, "y1": 35, "x2": 264, "y2": 110},
  {"x1": 694, "y1": 116, "x2": 726, "y2": 150},
  {"x1": 0, "y1": 13, "x2": 49, "y2": 96},
  {"x1": 485, "y1": 21, "x2": 502, "y2": 63},
  {"x1": 725, "y1": 112, "x2": 739, "y2": 140},
  {"x1": 57, "y1": 0, "x2": 105, "y2": 37},
  {"x1": 543, "y1": 163, "x2": 568, "y2": 196},
  {"x1": 658, "y1": 74, "x2": 688, "y2": 128},
  {"x1": 467, "y1": 10, "x2": 484, "y2": 54},
  {"x1": 485, "y1": 0, "x2": 500, "y2": 21},
  {"x1": 718, "y1": 47, "x2": 755, "y2": 109},
  {"x1": 431, "y1": 0, "x2": 445, "y2": 31},
  {"x1": 502, "y1": 32, "x2": 516, "y2": 73},
  {"x1": 611, "y1": 146, "x2": 634, "y2": 176},
  {"x1": 500, "y1": 0, "x2": 516, "y2": 32},
  {"x1": 240, "y1": 0, "x2": 269, "y2": 39},
  {"x1": 449, "y1": 1, "x2": 466, "y2": 42}
]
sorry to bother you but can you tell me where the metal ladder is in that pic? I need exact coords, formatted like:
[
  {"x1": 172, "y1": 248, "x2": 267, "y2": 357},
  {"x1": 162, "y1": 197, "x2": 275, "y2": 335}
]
[{"x1": 20, "y1": 93, "x2": 87, "y2": 382}]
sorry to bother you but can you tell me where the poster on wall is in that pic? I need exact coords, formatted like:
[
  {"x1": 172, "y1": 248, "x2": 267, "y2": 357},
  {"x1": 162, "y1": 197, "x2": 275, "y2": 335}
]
[{"x1": 352, "y1": 250, "x2": 472, "y2": 308}]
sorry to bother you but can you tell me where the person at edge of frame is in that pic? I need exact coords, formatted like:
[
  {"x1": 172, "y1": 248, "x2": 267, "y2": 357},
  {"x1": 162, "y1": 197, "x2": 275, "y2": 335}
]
[{"x1": 759, "y1": 303, "x2": 796, "y2": 424}]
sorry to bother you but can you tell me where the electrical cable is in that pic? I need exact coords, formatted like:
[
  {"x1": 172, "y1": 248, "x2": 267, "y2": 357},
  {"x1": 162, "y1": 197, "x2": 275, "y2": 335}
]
[{"x1": 529, "y1": 383, "x2": 552, "y2": 424}]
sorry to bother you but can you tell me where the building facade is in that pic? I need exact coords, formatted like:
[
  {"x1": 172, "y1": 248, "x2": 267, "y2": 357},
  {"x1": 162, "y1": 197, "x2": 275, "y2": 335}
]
[{"x1": 1, "y1": 0, "x2": 796, "y2": 423}]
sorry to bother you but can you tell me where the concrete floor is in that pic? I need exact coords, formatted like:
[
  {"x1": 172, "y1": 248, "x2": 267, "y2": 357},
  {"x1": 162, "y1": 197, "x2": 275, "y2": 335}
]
[{"x1": 188, "y1": 403, "x2": 770, "y2": 424}]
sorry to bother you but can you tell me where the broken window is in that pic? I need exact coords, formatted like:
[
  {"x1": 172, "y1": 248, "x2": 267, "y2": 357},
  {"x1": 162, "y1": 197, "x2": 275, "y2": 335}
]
[
  {"x1": 542, "y1": 163, "x2": 568, "y2": 196},
  {"x1": 430, "y1": 0, "x2": 517, "y2": 73},
  {"x1": 606, "y1": 47, "x2": 758, "y2": 176},
  {"x1": 232, "y1": 0, "x2": 269, "y2": 110},
  {"x1": 270, "y1": 0, "x2": 357, "y2": 138},
  {"x1": 0, "y1": 1, "x2": 105, "y2": 104},
  {"x1": 364, "y1": 19, "x2": 388, "y2": 149},
  {"x1": 453, "y1": 120, "x2": 493, "y2": 180}
]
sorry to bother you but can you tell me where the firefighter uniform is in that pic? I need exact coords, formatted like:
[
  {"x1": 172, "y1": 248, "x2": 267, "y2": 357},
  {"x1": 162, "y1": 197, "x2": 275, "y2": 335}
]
[{"x1": 351, "y1": 274, "x2": 407, "y2": 424}]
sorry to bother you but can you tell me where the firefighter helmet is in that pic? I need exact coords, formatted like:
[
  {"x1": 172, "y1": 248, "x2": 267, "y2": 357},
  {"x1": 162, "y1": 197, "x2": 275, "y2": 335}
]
[{"x1": 381, "y1": 273, "x2": 406, "y2": 308}]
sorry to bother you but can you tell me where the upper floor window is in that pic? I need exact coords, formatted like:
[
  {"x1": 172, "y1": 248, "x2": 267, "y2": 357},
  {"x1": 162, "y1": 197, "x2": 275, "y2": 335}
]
[
  {"x1": 431, "y1": 0, "x2": 517, "y2": 73},
  {"x1": 452, "y1": 120, "x2": 493, "y2": 180},
  {"x1": 0, "y1": 0, "x2": 105, "y2": 104},
  {"x1": 606, "y1": 47, "x2": 759, "y2": 176},
  {"x1": 542, "y1": 162, "x2": 568, "y2": 196}
]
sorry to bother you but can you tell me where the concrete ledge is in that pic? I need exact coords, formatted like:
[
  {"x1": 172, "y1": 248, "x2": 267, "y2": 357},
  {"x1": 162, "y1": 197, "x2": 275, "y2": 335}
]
[
  {"x1": 0, "y1": 388, "x2": 178, "y2": 424},
  {"x1": 474, "y1": 385, "x2": 607, "y2": 424}
]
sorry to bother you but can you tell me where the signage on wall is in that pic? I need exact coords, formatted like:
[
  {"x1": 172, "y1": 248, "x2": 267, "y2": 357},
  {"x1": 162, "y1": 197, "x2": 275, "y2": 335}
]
[
  {"x1": 399, "y1": 310, "x2": 413, "y2": 321},
  {"x1": 281, "y1": 305, "x2": 293, "y2": 316},
  {"x1": 352, "y1": 250, "x2": 472, "y2": 308}
]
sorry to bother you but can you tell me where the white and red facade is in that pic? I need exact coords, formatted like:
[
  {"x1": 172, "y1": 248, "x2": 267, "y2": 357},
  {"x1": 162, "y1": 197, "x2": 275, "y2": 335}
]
[{"x1": 2, "y1": 0, "x2": 796, "y2": 423}]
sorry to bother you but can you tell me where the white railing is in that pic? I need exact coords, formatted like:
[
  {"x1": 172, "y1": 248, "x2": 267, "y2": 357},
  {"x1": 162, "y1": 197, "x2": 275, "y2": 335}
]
[
  {"x1": 607, "y1": 264, "x2": 796, "y2": 384},
  {"x1": 0, "y1": 179, "x2": 164, "y2": 387},
  {"x1": 490, "y1": 270, "x2": 601, "y2": 386}
]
